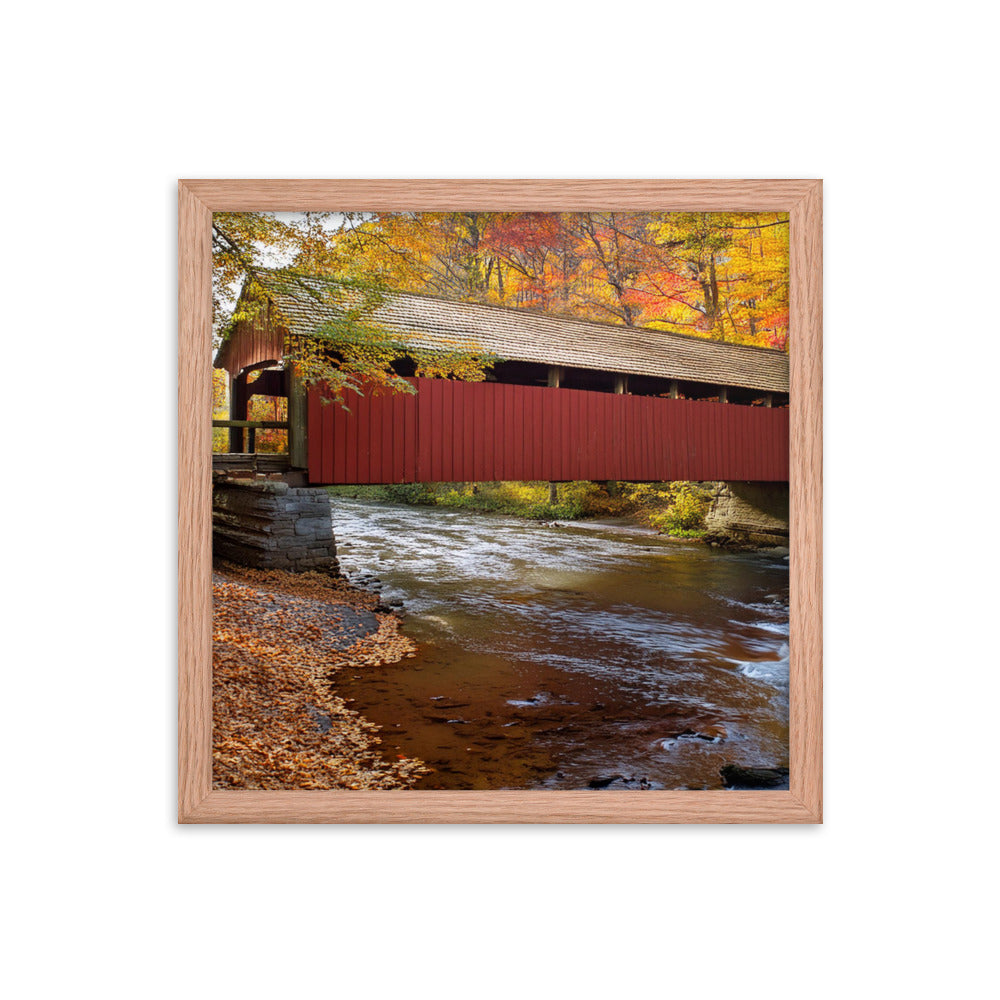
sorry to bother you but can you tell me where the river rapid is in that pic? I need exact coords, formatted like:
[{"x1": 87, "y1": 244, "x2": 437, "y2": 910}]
[{"x1": 330, "y1": 499, "x2": 789, "y2": 791}]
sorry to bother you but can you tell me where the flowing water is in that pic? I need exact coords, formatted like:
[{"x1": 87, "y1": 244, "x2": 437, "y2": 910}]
[{"x1": 331, "y1": 499, "x2": 789, "y2": 790}]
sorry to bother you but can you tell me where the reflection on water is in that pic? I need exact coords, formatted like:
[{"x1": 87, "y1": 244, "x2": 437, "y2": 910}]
[{"x1": 331, "y1": 500, "x2": 789, "y2": 790}]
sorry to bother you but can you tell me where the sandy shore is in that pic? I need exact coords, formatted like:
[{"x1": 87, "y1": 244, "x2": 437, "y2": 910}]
[{"x1": 212, "y1": 561, "x2": 429, "y2": 790}]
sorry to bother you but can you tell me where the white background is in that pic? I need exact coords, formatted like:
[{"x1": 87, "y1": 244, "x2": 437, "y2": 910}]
[{"x1": 3, "y1": 2, "x2": 996, "y2": 997}]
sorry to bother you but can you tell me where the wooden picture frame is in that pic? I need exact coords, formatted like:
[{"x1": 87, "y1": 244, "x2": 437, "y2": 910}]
[{"x1": 179, "y1": 179, "x2": 822, "y2": 823}]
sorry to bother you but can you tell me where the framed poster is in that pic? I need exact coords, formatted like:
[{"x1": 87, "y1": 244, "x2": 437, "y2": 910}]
[{"x1": 179, "y1": 179, "x2": 822, "y2": 823}]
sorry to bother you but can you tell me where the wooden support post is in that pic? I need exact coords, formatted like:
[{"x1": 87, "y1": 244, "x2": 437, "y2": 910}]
[
  {"x1": 229, "y1": 372, "x2": 249, "y2": 452},
  {"x1": 764, "y1": 392, "x2": 773, "y2": 408},
  {"x1": 669, "y1": 380, "x2": 679, "y2": 399},
  {"x1": 549, "y1": 482, "x2": 558, "y2": 504},
  {"x1": 613, "y1": 373, "x2": 627, "y2": 394},
  {"x1": 718, "y1": 386, "x2": 729, "y2": 404},
  {"x1": 287, "y1": 366, "x2": 308, "y2": 469}
]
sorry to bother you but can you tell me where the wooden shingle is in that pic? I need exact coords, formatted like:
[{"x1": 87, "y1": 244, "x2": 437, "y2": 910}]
[{"x1": 220, "y1": 270, "x2": 789, "y2": 394}]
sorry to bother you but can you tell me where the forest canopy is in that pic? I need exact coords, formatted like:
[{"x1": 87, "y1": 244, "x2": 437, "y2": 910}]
[{"x1": 213, "y1": 210, "x2": 789, "y2": 352}]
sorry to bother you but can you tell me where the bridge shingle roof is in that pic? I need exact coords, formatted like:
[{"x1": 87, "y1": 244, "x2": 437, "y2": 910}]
[{"x1": 253, "y1": 270, "x2": 789, "y2": 394}]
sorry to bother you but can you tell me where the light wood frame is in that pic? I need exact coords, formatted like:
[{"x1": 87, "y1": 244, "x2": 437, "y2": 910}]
[{"x1": 179, "y1": 180, "x2": 822, "y2": 824}]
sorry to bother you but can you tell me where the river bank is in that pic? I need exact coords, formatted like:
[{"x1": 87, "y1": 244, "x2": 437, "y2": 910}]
[
  {"x1": 326, "y1": 480, "x2": 713, "y2": 537},
  {"x1": 212, "y1": 560, "x2": 428, "y2": 789}
]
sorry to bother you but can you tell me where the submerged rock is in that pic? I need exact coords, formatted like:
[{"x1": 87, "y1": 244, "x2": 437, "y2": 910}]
[
  {"x1": 588, "y1": 775, "x2": 624, "y2": 789},
  {"x1": 720, "y1": 764, "x2": 789, "y2": 789}
]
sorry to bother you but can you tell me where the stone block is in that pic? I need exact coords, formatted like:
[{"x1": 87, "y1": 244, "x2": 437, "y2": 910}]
[{"x1": 294, "y1": 517, "x2": 330, "y2": 536}]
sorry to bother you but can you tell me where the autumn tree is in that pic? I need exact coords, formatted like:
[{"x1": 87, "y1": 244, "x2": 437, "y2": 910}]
[
  {"x1": 213, "y1": 212, "x2": 496, "y2": 406},
  {"x1": 324, "y1": 211, "x2": 789, "y2": 349}
]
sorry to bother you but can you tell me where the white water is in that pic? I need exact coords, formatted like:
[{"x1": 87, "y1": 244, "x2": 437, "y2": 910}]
[{"x1": 331, "y1": 499, "x2": 790, "y2": 790}]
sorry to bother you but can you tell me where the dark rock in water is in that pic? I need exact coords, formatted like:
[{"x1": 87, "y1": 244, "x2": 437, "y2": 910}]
[
  {"x1": 588, "y1": 775, "x2": 624, "y2": 789},
  {"x1": 720, "y1": 765, "x2": 790, "y2": 789}
]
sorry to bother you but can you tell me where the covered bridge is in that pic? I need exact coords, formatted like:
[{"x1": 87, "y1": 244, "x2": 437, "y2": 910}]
[{"x1": 214, "y1": 270, "x2": 789, "y2": 484}]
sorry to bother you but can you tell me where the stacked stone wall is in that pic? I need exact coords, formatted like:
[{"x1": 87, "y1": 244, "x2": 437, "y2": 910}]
[{"x1": 212, "y1": 477, "x2": 339, "y2": 573}]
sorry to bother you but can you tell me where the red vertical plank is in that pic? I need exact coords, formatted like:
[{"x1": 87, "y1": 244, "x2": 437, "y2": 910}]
[
  {"x1": 548, "y1": 389, "x2": 559, "y2": 482},
  {"x1": 595, "y1": 393, "x2": 605, "y2": 480},
  {"x1": 329, "y1": 398, "x2": 341, "y2": 484},
  {"x1": 637, "y1": 396, "x2": 647, "y2": 482},
  {"x1": 496, "y1": 384, "x2": 506, "y2": 480},
  {"x1": 780, "y1": 407, "x2": 790, "y2": 481},
  {"x1": 421, "y1": 380, "x2": 432, "y2": 482},
  {"x1": 719, "y1": 402, "x2": 728, "y2": 479},
  {"x1": 495, "y1": 384, "x2": 504, "y2": 480},
  {"x1": 498, "y1": 384, "x2": 509, "y2": 480},
  {"x1": 539, "y1": 387, "x2": 547, "y2": 482},
  {"x1": 386, "y1": 393, "x2": 396, "y2": 484},
  {"x1": 479, "y1": 382, "x2": 488, "y2": 482},
  {"x1": 391, "y1": 392, "x2": 402, "y2": 483},
  {"x1": 649, "y1": 397, "x2": 660, "y2": 481},
  {"x1": 613, "y1": 393, "x2": 623, "y2": 481},
  {"x1": 388, "y1": 391, "x2": 398, "y2": 483},
  {"x1": 481, "y1": 383, "x2": 494, "y2": 482},
  {"x1": 307, "y1": 386, "x2": 321, "y2": 482},
  {"x1": 648, "y1": 397, "x2": 656, "y2": 482},
  {"x1": 732, "y1": 405, "x2": 742, "y2": 480},
  {"x1": 495, "y1": 383, "x2": 506, "y2": 482},
  {"x1": 696, "y1": 400, "x2": 708, "y2": 482},
  {"x1": 524, "y1": 385, "x2": 536, "y2": 481},
  {"x1": 437, "y1": 379, "x2": 449, "y2": 482},
  {"x1": 708, "y1": 401, "x2": 717, "y2": 481},
  {"x1": 574, "y1": 390, "x2": 585, "y2": 481},
  {"x1": 753, "y1": 407, "x2": 764, "y2": 481},
  {"x1": 414, "y1": 379, "x2": 425, "y2": 482},
  {"x1": 537, "y1": 387, "x2": 549, "y2": 483},
  {"x1": 686, "y1": 399, "x2": 698, "y2": 482},
  {"x1": 620, "y1": 394, "x2": 632, "y2": 481},
  {"x1": 562, "y1": 391, "x2": 572, "y2": 482},
  {"x1": 595, "y1": 391, "x2": 604, "y2": 480},
  {"x1": 527, "y1": 385, "x2": 536, "y2": 481},
  {"x1": 540, "y1": 388, "x2": 551, "y2": 484},
  {"x1": 339, "y1": 395, "x2": 351, "y2": 484},
  {"x1": 321, "y1": 392, "x2": 334, "y2": 485},
  {"x1": 444, "y1": 381, "x2": 456, "y2": 482},
  {"x1": 360, "y1": 391, "x2": 373, "y2": 484},
  {"x1": 367, "y1": 392, "x2": 380, "y2": 483},
  {"x1": 404, "y1": 388, "x2": 415, "y2": 482},
  {"x1": 428, "y1": 379, "x2": 441, "y2": 482},
  {"x1": 577, "y1": 390, "x2": 585, "y2": 480},
  {"x1": 385, "y1": 392, "x2": 403, "y2": 483},
  {"x1": 486, "y1": 383, "x2": 496, "y2": 481},
  {"x1": 447, "y1": 382, "x2": 458, "y2": 481},
  {"x1": 567, "y1": 389, "x2": 577, "y2": 481},
  {"x1": 377, "y1": 391, "x2": 388, "y2": 483},
  {"x1": 618, "y1": 394, "x2": 629, "y2": 481},
  {"x1": 505, "y1": 385, "x2": 515, "y2": 480},
  {"x1": 654, "y1": 397, "x2": 666, "y2": 482},
  {"x1": 456, "y1": 381, "x2": 470, "y2": 481},
  {"x1": 707, "y1": 401, "x2": 718, "y2": 482}
]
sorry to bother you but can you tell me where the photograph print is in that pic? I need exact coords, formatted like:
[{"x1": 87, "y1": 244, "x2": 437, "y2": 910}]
[{"x1": 208, "y1": 208, "x2": 792, "y2": 795}]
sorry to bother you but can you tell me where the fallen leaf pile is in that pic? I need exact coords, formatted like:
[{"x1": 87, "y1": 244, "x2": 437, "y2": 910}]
[{"x1": 212, "y1": 560, "x2": 427, "y2": 790}]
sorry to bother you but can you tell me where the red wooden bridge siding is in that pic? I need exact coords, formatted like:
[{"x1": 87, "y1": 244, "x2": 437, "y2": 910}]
[{"x1": 307, "y1": 378, "x2": 788, "y2": 484}]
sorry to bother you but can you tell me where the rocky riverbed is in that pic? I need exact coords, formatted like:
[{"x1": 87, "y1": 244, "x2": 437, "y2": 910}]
[{"x1": 212, "y1": 560, "x2": 429, "y2": 790}]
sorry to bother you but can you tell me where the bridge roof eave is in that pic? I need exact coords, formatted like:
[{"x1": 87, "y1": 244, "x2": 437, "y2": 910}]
[{"x1": 239, "y1": 270, "x2": 790, "y2": 395}]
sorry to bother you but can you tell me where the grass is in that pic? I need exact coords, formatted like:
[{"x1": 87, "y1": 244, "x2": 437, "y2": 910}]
[{"x1": 326, "y1": 480, "x2": 711, "y2": 537}]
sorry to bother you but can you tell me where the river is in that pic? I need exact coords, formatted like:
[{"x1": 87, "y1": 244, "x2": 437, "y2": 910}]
[{"x1": 330, "y1": 499, "x2": 789, "y2": 791}]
